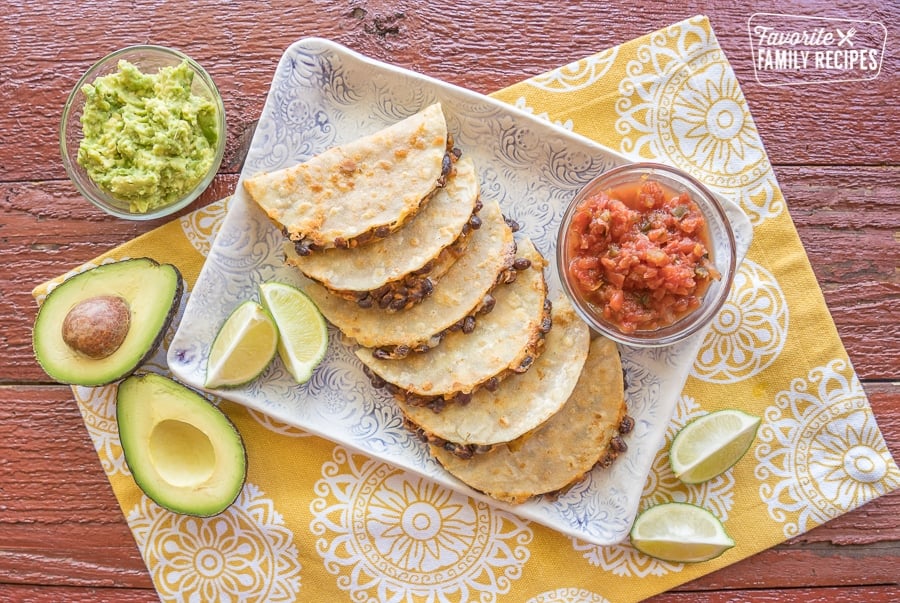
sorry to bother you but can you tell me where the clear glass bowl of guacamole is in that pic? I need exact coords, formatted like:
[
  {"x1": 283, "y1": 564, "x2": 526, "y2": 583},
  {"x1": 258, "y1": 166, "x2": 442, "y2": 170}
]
[{"x1": 61, "y1": 45, "x2": 226, "y2": 220}]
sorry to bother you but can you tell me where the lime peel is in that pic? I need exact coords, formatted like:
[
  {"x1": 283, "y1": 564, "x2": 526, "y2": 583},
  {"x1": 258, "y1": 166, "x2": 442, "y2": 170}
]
[
  {"x1": 259, "y1": 281, "x2": 328, "y2": 384},
  {"x1": 669, "y1": 409, "x2": 761, "y2": 484},
  {"x1": 205, "y1": 300, "x2": 279, "y2": 388},
  {"x1": 630, "y1": 502, "x2": 735, "y2": 563}
]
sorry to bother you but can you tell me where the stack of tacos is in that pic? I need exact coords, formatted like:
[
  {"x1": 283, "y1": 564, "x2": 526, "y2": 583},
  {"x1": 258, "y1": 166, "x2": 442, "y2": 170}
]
[{"x1": 243, "y1": 103, "x2": 634, "y2": 504}]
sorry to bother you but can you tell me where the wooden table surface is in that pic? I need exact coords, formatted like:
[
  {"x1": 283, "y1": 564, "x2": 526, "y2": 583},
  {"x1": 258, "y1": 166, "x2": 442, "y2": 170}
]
[{"x1": 2, "y1": 1, "x2": 897, "y2": 601}]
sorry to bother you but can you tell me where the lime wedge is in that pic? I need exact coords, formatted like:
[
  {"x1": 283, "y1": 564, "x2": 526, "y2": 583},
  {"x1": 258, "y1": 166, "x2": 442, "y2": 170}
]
[
  {"x1": 259, "y1": 281, "x2": 328, "y2": 384},
  {"x1": 205, "y1": 301, "x2": 278, "y2": 388},
  {"x1": 630, "y1": 502, "x2": 735, "y2": 563},
  {"x1": 669, "y1": 409, "x2": 761, "y2": 484}
]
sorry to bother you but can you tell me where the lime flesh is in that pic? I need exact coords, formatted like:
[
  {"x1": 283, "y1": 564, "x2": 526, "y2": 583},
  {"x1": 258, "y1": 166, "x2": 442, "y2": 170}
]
[
  {"x1": 630, "y1": 502, "x2": 735, "y2": 563},
  {"x1": 259, "y1": 281, "x2": 328, "y2": 384},
  {"x1": 205, "y1": 300, "x2": 278, "y2": 388},
  {"x1": 669, "y1": 409, "x2": 761, "y2": 484}
]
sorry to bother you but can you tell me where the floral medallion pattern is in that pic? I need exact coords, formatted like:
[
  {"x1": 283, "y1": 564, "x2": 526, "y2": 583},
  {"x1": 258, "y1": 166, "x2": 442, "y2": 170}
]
[
  {"x1": 572, "y1": 395, "x2": 736, "y2": 577},
  {"x1": 755, "y1": 359, "x2": 900, "y2": 537},
  {"x1": 614, "y1": 18, "x2": 782, "y2": 224},
  {"x1": 128, "y1": 483, "x2": 301, "y2": 602},
  {"x1": 525, "y1": 588, "x2": 611, "y2": 603},
  {"x1": 180, "y1": 196, "x2": 230, "y2": 257},
  {"x1": 524, "y1": 47, "x2": 619, "y2": 93},
  {"x1": 692, "y1": 259, "x2": 788, "y2": 384},
  {"x1": 72, "y1": 383, "x2": 126, "y2": 475},
  {"x1": 310, "y1": 447, "x2": 533, "y2": 602}
]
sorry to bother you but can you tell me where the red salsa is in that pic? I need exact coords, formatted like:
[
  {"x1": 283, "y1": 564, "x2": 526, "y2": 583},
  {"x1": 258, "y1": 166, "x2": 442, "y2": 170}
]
[{"x1": 565, "y1": 178, "x2": 719, "y2": 333}]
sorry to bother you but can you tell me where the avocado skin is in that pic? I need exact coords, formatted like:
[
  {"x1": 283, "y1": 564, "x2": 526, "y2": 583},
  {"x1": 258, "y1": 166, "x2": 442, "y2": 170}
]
[
  {"x1": 117, "y1": 372, "x2": 247, "y2": 517},
  {"x1": 33, "y1": 258, "x2": 184, "y2": 386}
]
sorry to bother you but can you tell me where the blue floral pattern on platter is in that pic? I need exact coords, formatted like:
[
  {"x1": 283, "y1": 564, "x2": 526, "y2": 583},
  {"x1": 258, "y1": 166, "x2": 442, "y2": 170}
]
[{"x1": 167, "y1": 38, "x2": 753, "y2": 546}]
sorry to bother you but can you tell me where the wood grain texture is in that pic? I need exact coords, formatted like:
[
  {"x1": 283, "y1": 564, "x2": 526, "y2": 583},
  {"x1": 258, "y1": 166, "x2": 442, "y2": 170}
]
[
  {"x1": 5, "y1": 586, "x2": 899, "y2": 603},
  {"x1": 2, "y1": 369, "x2": 897, "y2": 582},
  {"x1": 1, "y1": 0, "x2": 897, "y2": 601},
  {"x1": 1, "y1": 383, "x2": 897, "y2": 596},
  {"x1": 0, "y1": 1, "x2": 896, "y2": 182}
]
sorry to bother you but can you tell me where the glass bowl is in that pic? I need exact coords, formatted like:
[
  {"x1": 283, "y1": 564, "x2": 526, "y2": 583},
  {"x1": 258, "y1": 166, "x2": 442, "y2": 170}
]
[
  {"x1": 556, "y1": 162, "x2": 737, "y2": 347},
  {"x1": 60, "y1": 45, "x2": 226, "y2": 220}
]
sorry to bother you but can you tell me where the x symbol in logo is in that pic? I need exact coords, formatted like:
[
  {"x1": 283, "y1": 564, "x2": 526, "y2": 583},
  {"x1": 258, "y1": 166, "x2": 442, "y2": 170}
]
[{"x1": 836, "y1": 27, "x2": 857, "y2": 47}]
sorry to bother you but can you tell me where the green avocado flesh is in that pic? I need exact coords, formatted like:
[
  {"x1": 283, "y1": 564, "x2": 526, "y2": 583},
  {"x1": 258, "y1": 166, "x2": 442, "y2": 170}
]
[
  {"x1": 33, "y1": 258, "x2": 182, "y2": 386},
  {"x1": 117, "y1": 373, "x2": 247, "y2": 516}
]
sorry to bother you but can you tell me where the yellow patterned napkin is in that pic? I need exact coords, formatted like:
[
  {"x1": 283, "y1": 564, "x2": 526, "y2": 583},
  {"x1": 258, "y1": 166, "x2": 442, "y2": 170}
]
[{"x1": 34, "y1": 15, "x2": 898, "y2": 603}]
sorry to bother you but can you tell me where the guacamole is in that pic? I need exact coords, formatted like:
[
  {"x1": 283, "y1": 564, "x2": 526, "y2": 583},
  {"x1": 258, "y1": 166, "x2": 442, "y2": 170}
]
[{"x1": 77, "y1": 59, "x2": 220, "y2": 213}]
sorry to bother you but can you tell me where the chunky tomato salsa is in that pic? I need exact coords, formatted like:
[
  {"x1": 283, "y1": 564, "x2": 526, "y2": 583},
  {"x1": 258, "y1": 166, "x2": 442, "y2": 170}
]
[{"x1": 565, "y1": 178, "x2": 719, "y2": 333}]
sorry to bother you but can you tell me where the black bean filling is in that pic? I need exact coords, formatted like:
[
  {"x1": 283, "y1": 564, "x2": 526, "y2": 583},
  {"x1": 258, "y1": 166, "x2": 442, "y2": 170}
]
[
  {"x1": 595, "y1": 414, "x2": 634, "y2": 468},
  {"x1": 406, "y1": 419, "x2": 492, "y2": 460},
  {"x1": 287, "y1": 141, "x2": 461, "y2": 256},
  {"x1": 371, "y1": 291, "x2": 496, "y2": 360},
  {"x1": 363, "y1": 296, "x2": 553, "y2": 413},
  {"x1": 412, "y1": 408, "x2": 634, "y2": 463},
  {"x1": 347, "y1": 199, "x2": 484, "y2": 314}
]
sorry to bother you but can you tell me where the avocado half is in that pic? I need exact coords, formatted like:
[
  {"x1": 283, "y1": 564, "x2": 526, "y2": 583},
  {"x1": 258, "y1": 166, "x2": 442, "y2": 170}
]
[
  {"x1": 117, "y1": 373, "x2": 247, "y2": 516},
  {"x1": 33, "y1": 258, "x2": 183, "y2": 386}
]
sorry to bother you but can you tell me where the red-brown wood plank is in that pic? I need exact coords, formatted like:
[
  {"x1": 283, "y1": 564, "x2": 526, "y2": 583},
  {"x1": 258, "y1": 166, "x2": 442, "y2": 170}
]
[
  {"x1": 5, "y1": 586, "x2": 898, "y2": 603},
  {"x1": 654, "y1": 585, "x2": 900, "y2": 602},
  {"x1": 1, "y1": 384, "x2": 897, "y2": 594},
  {"x1": 0, "y1": 1, "x2": 896, "y2": 183},
  {"x1": 0, "y1": 586, "x2": 157, "y2": 603}
]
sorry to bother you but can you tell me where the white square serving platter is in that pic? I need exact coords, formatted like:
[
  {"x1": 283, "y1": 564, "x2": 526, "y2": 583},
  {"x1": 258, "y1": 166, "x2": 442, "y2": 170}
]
[{"x1": 168, "y1": 37, "x2": 753, "y2": 545}]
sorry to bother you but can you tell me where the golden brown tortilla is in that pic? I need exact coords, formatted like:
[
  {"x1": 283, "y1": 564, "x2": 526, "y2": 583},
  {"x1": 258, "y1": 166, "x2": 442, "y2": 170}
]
[
  {"x1": 285, "y1": 156, "x2": 480, "y2": 294},
  {"x1": 399, "y1": 294, "x2": 589, "y2": 448},
  {"x1": 244, "y1": 103, "x2": 448, "y2": 249},
  {"x1": 431, "y1": 335, "x2": 627, "y2": 504},
  {"x1": 355, "y1": 238, "x2": 549, "y2": 400},
  {"x1": 306, "y1": 200, "x2": 516, "y2": 352}
]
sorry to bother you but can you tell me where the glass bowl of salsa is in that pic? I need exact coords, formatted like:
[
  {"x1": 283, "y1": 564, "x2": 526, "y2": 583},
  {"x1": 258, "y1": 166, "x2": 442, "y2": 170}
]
[
  {"x1": 60, "y1": 45, "x2": 226, "y2": 220},
  {"x1": 557, "y1": 162, "x2": 737, "y2": 347}
]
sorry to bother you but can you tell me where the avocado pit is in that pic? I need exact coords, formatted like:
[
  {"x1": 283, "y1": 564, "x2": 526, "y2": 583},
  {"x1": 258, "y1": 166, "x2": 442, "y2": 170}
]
[
  {"x1": 61, "y1": 295, "x2": 131, "y2": 359},
  {"x1": 33, "y1": 258, "x2": 183, "y2": 386}
]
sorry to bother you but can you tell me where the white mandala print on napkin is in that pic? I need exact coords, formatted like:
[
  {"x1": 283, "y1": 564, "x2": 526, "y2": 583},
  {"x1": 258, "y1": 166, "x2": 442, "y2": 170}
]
[
  {"x1": 524, "y1": 46, "x2": 619, "y2": 93},
  {"x1": 310, "y1": 447, "x2": 532, "y2": 602},
  {"x1": 756, "y1": 359, "x2": 900, "y2": 538},
  {"x1": 180, "y1": 196, "x2": 230, "y2": 257},
  {"x1": 525, "y1": 588, "x2": 611, "y2": 603},
  {"x1": 129, "y1": 483, "x2": 302, "y2": 602},
  {"x1": 614, "y1": 17, "x2": 781, "y2": 225},
  {"x1": 692, "y1": 259, "x2": 788, "y2": 384},
  {"x1": 72, "y1": 383, "x2": 128, "y2": 476},
  {"x1": 572, "y1": 395, "x2": 735, "y2": 577}
]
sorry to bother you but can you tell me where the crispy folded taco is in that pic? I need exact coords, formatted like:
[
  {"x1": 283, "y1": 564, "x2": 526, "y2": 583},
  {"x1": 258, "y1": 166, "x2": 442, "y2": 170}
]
[
  {"x1": 431, "y1": 335, "x2": 631, "y2": 505},
  {"x1": 244, "y1": 103, "x2": 450, "y2": 250},
  {"x1": 357, "y1": 238, "x2": 551, "y2": 410},
  {"x1": 305, "y1": 199, "x2": 517, "y2": 355},
  {"x1": 287, "y1": 156, "x2": 481, "y2": 306},
  {"x1": 401, "y1": 293, "x2": 590, "y2": 456}
]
